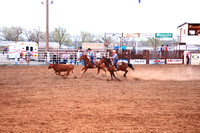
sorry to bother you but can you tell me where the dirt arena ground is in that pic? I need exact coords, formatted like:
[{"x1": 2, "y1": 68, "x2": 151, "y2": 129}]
[{"x1": 0, "y1": 64, "x2": 199, "y2": 132}]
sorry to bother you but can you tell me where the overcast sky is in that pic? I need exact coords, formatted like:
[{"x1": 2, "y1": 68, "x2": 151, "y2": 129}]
[{"x1": 0, "y1": 0, "x2": 200, "y2": 35}]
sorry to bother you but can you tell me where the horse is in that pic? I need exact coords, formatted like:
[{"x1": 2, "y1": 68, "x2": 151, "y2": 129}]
[
  {"x1": 78, "y1": 54, "x2": 106, "y2": 77},
  {"x1": 99, "y1": 57, "x2": 135, "y2": 80}
]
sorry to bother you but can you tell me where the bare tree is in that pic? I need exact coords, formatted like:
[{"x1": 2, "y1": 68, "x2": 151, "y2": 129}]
[
  {"x1": 124, "y1": 38, "x2": 136, "y2": 47},
  {"x1": 25, "y1": 28, "x2": 45, "y2": 45},
  {"x1": 80, "y1": 31, "x2": 96, "y2": 43},
  {"x1": 104, "y1": 34, "x2": 121, "y2": 45},
  {"x1": 94, "y1": 34, "x2": 106, "y2": 43},
  {"x1": 0, "y1": 26, "x2": 24, "y2": 42},
  {"x1": 146, "y1": 37, "x2": 161, "y2": 52},
  {"x1": 51, "y1": 27, "x2": 71, "y2": 49}
]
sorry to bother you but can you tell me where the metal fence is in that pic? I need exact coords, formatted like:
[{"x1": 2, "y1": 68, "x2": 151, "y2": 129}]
[
  {"x1": 0, "y1": 52, "x2": 47, "y2": 65},
  {"x1": 107, "y1": 49, "x2": 187, "y2": 64},
  {"x1": 0, "y1": 50, "x2": 109, "y2": 65},
  {"x1": 149, "y1": 50, "x2": 185, "y2": 59},
  {"x1": 1, "y1": 49, "x2": 199, "y2": 65}
]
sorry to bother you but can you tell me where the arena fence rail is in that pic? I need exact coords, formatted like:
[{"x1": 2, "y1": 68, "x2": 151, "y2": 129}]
[
  {"x1": 1, "y1": 49, "x2": 199, "y2": 65},
  {"x1": 0, "y1": 50, "x2": 109, "y2": 65}
]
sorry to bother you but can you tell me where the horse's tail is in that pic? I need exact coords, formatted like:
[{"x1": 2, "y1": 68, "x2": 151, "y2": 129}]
[{"x1": 128, "y1": 63, "x2": 135, "y2": 71}]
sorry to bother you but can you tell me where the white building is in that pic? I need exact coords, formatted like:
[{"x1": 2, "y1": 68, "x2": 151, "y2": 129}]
[{"x1": 177, "y1": 22, "x2": 200, "y2": 46}]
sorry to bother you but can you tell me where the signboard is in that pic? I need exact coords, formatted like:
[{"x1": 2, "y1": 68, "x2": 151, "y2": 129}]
[
  {"x1": 191, "y1": 54, "x2": 200, "y2": 65},
  {"x1": 167, "y1": 59, "x2": 183, "y2": 64},
  {"x1": 155, "y1": 33, "x2": 172, "y2": 38},
  {"x1": 140, "y1": 33, "x2": 155, "y2": 38},
  {"x1": 149, "y1": 59, "x2": 165, "y2": 64},
  {"x1": 130, "y1": 59, "x2": 146, "y2": 64},
  {"x1": 179, "y1": 43, "x2": 186, "y2": 45},
  {"x1": 123, "y1": 33, "x2": 140, "y2": 38}
]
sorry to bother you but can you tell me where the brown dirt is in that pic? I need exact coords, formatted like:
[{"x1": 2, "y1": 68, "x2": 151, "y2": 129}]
[{"x1": 0, "y1": 65, "x2": 200, "y2": 133}]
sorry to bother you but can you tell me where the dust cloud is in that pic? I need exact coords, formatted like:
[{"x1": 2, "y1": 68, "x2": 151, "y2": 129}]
[{"x1": 123, "y1": 65, "x2": 200, "y2": 81}]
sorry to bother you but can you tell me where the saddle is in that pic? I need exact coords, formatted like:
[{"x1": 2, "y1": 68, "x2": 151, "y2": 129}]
[{"x1": 108, "y1": 64, "x2": 117, "y2": 71}]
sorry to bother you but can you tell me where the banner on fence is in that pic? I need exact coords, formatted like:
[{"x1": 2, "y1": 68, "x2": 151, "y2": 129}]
[
  {"x1": 130, "y1": 59, "x2": 146, "y2": 64},
  {"x1": 191, "y1": 54, "x2": 200, "y2": 65},
  {"x1": 167, "y1": 59, "x2": 182, "y2": 64},
  {"x1": 149, "y1": 59, "x2": 165, "y2": 64}
]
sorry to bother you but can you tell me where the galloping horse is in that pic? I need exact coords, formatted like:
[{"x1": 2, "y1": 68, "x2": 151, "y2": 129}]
[
  {"x1": 99, "y1": 57, "x2": 135, "y2": 80},
  {"x1": 78, "y1": 54, "x2": 106, "y2": 77}
]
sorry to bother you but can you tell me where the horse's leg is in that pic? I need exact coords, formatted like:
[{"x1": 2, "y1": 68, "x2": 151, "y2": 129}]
[
  {"x1": 80, "y1": 67, "x2": 86, "y2": 73},
  {"x1": 81, "y1": 67, "x2": 85, "y2": 71},
  {"x1": 123, "y1": 70, "x2": 128, "y2": 78},
  {"x1": 110, "y1": 71, "x2": 113, "y2": 80},
  {"x1": 81, "y1": 67, "x2": 88, "y2": 77},
  {"x1": 102, "y1": 67, "x2": 106, "y2": 76},
  {"x1": 97, "y1": 67, "x2": 100, "y2": 75},
  {"x1": 112, "y1": 71, "x2": 120, "y2": 81}
]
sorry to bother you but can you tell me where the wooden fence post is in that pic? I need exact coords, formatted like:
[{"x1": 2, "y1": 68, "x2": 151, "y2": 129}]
[
  {"x1": 181, "y1": 50, "x2": 184, "y2": 64},
  {"x1": 165, "y1": 51, "x2": 167, "y2": 64},
  {"x1": 144, "y1": 50, "x2": 149, "y2": 64},
  {"x1": 128, "y1": 50, "x2": 130, "y2": 64}
]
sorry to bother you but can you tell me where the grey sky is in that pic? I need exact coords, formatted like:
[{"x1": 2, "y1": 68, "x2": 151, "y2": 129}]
[{"x1": 0, "y1": 0, "x2": 199, "y2": 35}]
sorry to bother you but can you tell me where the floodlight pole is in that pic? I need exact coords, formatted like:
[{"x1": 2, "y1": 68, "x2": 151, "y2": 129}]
[{"x1": 45, "y1": 0, "x2": 49, "y2": 53}]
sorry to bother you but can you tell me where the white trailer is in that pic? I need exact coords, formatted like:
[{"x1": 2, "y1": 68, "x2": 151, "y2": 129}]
[{"x1": 7, "y1": 42, "x2": 38, "y2": 60}]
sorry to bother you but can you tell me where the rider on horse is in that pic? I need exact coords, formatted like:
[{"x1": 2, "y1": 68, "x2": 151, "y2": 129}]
[
  {"x1": 87, "y1": 48, "x2": 95, "y2": 67},
  {"x1": 110, "y1": 50, "x2": 118, "y2": 70}
]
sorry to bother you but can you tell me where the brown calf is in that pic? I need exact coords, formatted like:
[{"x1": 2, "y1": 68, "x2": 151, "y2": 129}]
[{"x1": 48, "y1": 64, "x2": 74, "y2": 78}]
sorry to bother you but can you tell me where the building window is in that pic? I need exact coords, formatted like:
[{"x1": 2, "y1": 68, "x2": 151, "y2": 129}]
[
  {"x1": 188, "y1": 24, "x2": 200, "y2": 35},
  {"x1": 30, "y1": 47, "x2": 33, "y2": 51},
  {"x1": 26, "y1": 46, "x2": 29, "y2": 51},
  {"x1": 189, "y1": 30, "x2": 195, "y2": 35}
]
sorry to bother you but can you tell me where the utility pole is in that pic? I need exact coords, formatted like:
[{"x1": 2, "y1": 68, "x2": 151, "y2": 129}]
[{"x1": 46, "y1": 0, "x2": 49, "y2": 53}]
